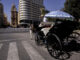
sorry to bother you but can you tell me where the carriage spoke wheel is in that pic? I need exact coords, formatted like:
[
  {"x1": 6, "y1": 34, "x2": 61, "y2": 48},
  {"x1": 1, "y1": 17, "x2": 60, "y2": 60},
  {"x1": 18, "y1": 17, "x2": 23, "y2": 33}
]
[
  {"x1": 35, "y1": 34, "x2": 43, "y2": 46},
  {"x1": 69, "y1": 32, "x2": 80, "y2": 40},
  {"x1": 47, "y1": 44, "x2": 70, "y2": 59},
  {"x1": 47, "y1": 35, "x2": 62, "y2": 59},
  {"x1": 47, "y1": 43, "x2": 61, "y2": 59},
  {"x1": 72, "y1": 32, "x2": 80, "y2": 38},
  {"x1": 46, "y1": 34, "x2": 70, "y2": 59},
  {"x1": 57, "y1": 51, "x2": 70, "y2": 60}
]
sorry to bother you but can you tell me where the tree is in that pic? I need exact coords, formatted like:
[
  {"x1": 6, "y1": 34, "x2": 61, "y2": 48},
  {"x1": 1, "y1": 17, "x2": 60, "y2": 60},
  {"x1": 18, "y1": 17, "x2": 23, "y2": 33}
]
[
  {"x1": 40, "y1": 8, "x2": 49, "y2": 22},
  {"x1": 40, "y1": 8, "x2": 49, "y2": 17},
  {"x1": 64, "y1": 0, "x2": 80, "y2": 21}
]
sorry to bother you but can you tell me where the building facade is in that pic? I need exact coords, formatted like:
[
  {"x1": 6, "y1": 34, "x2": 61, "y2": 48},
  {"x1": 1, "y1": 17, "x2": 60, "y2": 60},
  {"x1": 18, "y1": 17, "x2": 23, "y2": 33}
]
[
  {"x1": 3, "y1": 14, "x2": 8, "y2": 27},
  {"x1": 0, "y1": 2, "x2": 4, "y2": 27},
  {"x1": 18, "y1": 0, "x2": 44, "y2": 27},
  {"x1": 3, "y1": 14, "x2": 10, "y2": 27},
  {"x1": 11, "y1": 4, "x2": 18, "y2": 28}
]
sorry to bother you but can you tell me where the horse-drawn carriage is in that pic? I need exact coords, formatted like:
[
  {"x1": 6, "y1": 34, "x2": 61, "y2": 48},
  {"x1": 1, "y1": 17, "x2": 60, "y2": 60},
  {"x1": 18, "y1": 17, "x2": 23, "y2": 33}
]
[{"x1": 35, "y1": 20, "x2": 80, "y2": 60}]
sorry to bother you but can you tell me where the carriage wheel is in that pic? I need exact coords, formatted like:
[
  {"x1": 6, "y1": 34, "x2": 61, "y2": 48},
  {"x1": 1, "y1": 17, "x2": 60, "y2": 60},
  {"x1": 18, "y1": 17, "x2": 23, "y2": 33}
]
[
  {"x1": 47, "y1": 34, "x2": 70, "y2": 59},
  {"x1": 35, "y1": 34, "x2": 43, "y2": 46},
  {"x1": 68, "y1": 32, "x2": 80, "y2": 41},
  {"x1": 47, "y1": 43, "x2": 70, "y2": 60},
  {"x1": 46, "y1": 34, "x2": 62, "y2": 58},
  {"x1": 57, "y1": 51, "x2": 70, "y2": 60},
  {"x1": 47, "y1": 44, "x2": 61, "y2": 59},
  {"x1": 71, "y1": 32, "x2": 80, "y2": 38}
]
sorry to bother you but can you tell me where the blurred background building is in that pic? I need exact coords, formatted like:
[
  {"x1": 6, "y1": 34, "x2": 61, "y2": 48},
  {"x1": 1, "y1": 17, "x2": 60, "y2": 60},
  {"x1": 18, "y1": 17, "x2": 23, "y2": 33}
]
[
  {"x1": 18, "y1": 0, "x2": 44, "y2": 27},
  {"x1": 3, "y1": 13, "x2": 10, "y2": 27},
  {"x1": 0, "y1": 2, "x2": 4, "y2": 27},
  {"x1": 11, "y1": 4, "x2": 18, "y2": 28}
]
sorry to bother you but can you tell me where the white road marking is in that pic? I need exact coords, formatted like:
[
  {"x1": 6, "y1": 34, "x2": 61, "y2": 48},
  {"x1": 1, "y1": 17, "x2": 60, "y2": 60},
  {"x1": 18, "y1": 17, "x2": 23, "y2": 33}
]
[
  {"x1": 0, "y1": 38, "x2": 26, "y2": 43},
  {"x1": 0, "y1": 44, "x2": 3, "y2": 49},
  {"x1": 22, "y1": 41, "x2": 45, "y2": 60},
  {"x1": 7, "y1": 42, "x2": 19, "y2": 60}
]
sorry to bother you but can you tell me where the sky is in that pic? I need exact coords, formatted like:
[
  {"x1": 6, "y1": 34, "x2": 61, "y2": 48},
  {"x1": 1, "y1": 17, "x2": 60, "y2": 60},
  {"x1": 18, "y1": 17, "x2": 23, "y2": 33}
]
[{"x1": 1, "y1": 0, "x2": 66, "y2": 23}]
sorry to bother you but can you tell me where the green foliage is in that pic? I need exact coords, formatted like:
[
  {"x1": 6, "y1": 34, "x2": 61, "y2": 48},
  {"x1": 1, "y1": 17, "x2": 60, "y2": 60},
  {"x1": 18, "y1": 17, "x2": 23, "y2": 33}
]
[
  {"x1": 40, "y1": 8, "x2": 49, "y2": 17},
  {"x1": 64, "y1": 0, "x2": 80, "y2": 20}
]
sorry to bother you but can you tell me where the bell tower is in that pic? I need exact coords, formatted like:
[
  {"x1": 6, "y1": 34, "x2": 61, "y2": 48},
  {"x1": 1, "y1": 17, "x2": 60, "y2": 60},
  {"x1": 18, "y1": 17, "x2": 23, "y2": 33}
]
[{"x1": 0, "y1": 0, "x2": 4, "y2": 27}]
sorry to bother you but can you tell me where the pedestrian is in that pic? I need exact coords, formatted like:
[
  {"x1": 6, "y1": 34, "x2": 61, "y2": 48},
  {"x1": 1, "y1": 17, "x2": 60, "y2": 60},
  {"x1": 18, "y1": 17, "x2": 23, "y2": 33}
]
[{"x1": 29, "y1": 24, "x2": 34, "y2": 40}]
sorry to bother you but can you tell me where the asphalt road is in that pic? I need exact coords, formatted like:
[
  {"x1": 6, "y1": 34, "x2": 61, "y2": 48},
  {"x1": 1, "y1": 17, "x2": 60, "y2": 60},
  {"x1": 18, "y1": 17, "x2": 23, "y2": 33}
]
[{"x1": 0, "y1": 32, "x2": 80, "y2": 60}]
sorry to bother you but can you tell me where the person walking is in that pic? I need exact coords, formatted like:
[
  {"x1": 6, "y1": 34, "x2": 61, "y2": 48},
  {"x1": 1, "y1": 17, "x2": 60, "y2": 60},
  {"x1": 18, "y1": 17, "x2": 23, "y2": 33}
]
[{"x1": 30, "y1": 24, "x2": 34, "y2": 40}]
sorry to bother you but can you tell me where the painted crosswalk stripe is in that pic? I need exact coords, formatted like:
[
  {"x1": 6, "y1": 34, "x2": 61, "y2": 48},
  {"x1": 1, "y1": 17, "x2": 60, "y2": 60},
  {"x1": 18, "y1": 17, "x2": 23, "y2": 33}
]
[
  {"x1": 7, "y1": 42, "x2": 19, "y2": 60},
  {"x1": 22, "y1": 41, "x2": 45, "y2": 60},
  {"x1": 0, "y1": 44, "x2": 3, "y2": 49},
  {"x1": 0, "y1": 38, "x2": 26, "y2": 43}
]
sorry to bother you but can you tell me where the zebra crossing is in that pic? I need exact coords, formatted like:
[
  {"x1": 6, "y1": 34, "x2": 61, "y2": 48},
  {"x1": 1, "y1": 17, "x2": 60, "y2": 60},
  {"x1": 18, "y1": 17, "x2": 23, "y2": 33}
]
[
  {"x1": 0, "y1": 31, "x2": 80, "y2": 60},
  {"x1": 0, "y1": 40, "x2": 47, "y2": 60},
  {"x1": 22, "y1": 41, "x2": 45, "y2": 60},
  {"x1": 7, "y1": 42, "x2": 19, "y2": 60},
  {"x1": 0, "y1": 40, "x2": 80, "y2": 60},
  {"x1": 0, "y1": 44, "x2": 3, "y2": 49}
]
